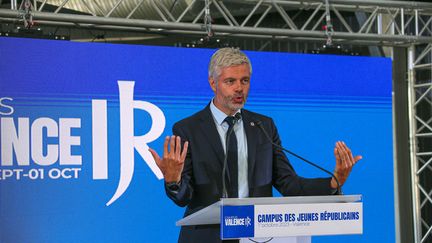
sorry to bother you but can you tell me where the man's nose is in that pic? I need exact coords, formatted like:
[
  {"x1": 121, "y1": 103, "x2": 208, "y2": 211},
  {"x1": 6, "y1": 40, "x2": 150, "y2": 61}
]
[{"x1": 233, "y1": 80, "x2": 243, "y2": 92}]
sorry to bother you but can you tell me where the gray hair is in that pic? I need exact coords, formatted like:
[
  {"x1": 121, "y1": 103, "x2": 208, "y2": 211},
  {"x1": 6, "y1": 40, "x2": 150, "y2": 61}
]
[{"x1": 208, "y1": 47, "x2": 252, "y2": 81}]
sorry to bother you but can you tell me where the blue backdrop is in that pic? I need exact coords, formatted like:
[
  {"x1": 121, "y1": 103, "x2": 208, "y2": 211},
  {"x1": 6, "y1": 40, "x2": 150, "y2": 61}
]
[{"x1": 0, "y1": 37, "x2": 393, "y2": 242}]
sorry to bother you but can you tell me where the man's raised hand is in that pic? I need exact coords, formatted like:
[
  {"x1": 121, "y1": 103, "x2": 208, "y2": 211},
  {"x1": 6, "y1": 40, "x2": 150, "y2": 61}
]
[{"x1": 149, "y1": 135, "x2": 189, "y2": 183}]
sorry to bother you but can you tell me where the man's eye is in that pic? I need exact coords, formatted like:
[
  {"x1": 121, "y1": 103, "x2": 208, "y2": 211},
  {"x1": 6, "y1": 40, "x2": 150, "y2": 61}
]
[{"x1": 242, "y1": 79, "x2": 249, "y2": 84}]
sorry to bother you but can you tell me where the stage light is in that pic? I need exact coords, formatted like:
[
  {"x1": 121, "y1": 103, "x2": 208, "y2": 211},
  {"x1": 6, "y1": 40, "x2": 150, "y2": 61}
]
[
  {"x1": 0, "y1": 25, "x2": 70, "y2": 41},
  {"x1": 308, "y1": 44, "x2": 358, "y2": 56}
]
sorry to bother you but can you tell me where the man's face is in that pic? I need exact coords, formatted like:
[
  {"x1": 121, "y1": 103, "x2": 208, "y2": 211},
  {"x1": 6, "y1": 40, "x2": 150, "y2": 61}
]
[{"x1": 209, "y1": 63, "x2": 250, "y2": 116}]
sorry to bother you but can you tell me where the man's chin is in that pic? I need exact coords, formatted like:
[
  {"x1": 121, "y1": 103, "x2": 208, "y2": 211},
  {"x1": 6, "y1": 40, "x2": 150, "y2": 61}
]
[{"x1": 229, "y1": 103, "x2": 245, "y2": 111}]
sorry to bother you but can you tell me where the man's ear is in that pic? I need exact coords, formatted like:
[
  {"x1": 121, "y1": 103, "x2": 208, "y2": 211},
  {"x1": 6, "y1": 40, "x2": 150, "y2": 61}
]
[{"x1": 209, "y1": 77, "x2": 217, "y2": 92}]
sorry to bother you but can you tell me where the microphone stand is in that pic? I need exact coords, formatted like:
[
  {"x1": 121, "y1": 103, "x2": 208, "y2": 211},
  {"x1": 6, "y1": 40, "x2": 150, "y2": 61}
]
[{"x1": 255, "y1": 120, "x2": 341, "y2": 195}]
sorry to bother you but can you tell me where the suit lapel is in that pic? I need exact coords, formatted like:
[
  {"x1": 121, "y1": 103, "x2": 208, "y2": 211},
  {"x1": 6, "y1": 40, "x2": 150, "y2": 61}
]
[
  {"x1": 196, "y1": 106, "x2": 259, "y2": 182},
  {"x1": 198, "y1": 105, "x2": 225, "y2": 166},
  {"x1": 242, "y1": 110, "x2": 258, "y2": 185}
]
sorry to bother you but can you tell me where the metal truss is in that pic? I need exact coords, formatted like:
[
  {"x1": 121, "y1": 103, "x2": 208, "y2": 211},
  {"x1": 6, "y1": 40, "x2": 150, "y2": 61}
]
[
  {"x1": 408, "y1": 44, "x2": 432, "y2": 243},
  {"x1": 1, "y1": 1, "x2": 432, "y2": 242},
  {"x1": 1, "y1": 0, "x2": 432, "y2": 45}
]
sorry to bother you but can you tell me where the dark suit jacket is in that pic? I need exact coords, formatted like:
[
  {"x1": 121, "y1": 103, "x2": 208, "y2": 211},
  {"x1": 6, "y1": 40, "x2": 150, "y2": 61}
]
[{"x1": 166, "y1": 104, "x2": 333, "y2": 243}]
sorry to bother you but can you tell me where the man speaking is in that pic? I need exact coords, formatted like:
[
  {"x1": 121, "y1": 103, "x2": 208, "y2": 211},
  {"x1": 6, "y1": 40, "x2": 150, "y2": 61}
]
[{"x1": 149, "y1": 48, "x2": 362, "y2": 243}]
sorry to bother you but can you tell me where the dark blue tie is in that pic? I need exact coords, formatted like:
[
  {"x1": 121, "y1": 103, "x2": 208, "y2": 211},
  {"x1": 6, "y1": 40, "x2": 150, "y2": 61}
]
[{"x1": 224, "y1": 116, "x2": 238, "y2": 198}]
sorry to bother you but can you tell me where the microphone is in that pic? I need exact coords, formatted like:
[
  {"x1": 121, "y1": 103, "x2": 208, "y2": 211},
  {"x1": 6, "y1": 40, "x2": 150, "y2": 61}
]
[
  {"x1": 254, "y1": 120, "x2": 341, "y2": 195},
  {"x1": 222, "y1": 112, "x2": 242, "y2": 198}
]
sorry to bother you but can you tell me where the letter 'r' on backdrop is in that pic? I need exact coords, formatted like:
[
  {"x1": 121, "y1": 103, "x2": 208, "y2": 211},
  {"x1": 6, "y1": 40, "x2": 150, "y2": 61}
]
[{"x1": 0, "y1": 37, "x2": 393, "y2": 242}]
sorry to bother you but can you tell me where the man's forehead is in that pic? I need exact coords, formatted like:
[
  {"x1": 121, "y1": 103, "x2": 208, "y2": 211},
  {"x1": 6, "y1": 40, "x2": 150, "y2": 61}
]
[
  {"x1": 220, "y1": 63, "x2": 249, "y2": 69},
  {"x1": 219, "y1": 63, "x2": 250, "y2": 73}
]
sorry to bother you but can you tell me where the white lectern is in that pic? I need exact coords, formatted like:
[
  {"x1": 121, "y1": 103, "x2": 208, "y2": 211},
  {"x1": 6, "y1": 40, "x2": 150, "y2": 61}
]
[{"x1": 176, "y1": 195, "x2": 362, "y2": 242}]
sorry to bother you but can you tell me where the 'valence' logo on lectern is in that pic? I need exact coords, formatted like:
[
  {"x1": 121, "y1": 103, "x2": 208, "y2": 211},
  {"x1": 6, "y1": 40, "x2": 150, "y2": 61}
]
[{"x1": 221, "y1": 205, "x2": 255, "y2": 239}]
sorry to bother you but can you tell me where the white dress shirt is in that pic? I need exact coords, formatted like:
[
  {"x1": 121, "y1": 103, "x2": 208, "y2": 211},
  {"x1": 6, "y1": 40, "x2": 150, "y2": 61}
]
[{"x1": 210, "y1": 100, "x2": 249, "y2": 198}]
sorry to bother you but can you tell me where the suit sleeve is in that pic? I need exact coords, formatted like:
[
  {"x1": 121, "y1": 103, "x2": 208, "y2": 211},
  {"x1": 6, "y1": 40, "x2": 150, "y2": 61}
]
[
  {"x1": 164, "y1": 123, "x2": 194, "y2": 207},
  {"x1": 269, "y1": 118, "x2": 334, "y2": 196}
]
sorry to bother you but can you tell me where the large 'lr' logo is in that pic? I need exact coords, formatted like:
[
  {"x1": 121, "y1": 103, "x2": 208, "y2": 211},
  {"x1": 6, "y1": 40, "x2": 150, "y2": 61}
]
[
  {"x1": 92, "y1": 81, "x2": 165, "y2": 206},
  {"x1": 0, "y1": 81, "x2": 165, "y2": 206}
]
